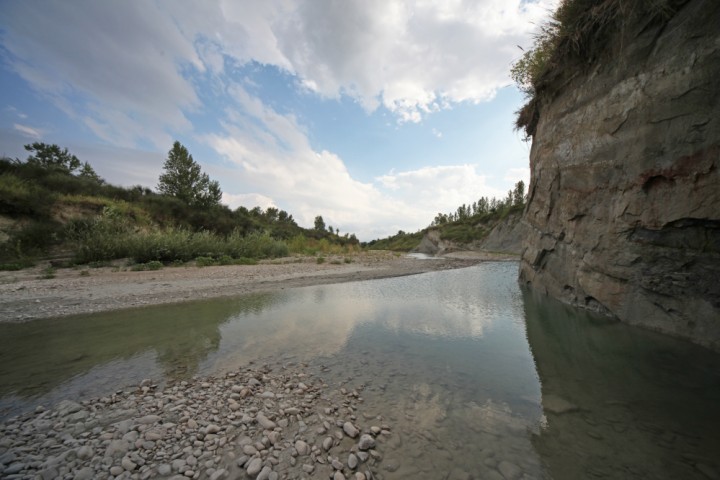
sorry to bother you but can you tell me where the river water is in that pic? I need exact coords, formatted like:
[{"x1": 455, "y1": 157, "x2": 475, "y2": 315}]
[{"x1": 1, "y1": 262, "x2": 719, "y2": 479}]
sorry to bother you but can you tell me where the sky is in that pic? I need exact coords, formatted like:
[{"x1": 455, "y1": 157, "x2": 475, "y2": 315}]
[{"x1": 0, "y1": 0, "x2": 556, "y2": 241}]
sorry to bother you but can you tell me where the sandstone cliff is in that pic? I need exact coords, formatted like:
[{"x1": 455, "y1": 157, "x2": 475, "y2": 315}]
[{"x1": 519, "y1": 0, "x2": 720, "y2": 350}]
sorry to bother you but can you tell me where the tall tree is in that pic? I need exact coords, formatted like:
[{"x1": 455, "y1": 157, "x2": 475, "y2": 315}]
[
  {"x1": 314, "y1": 215, "x2": 325, "y2": 231},
  {"x1": 158, "y1": 141, "x2": 222, "y2": 207},
  {"x1": 24, "y1": 142, "x2": 81, "y2": 174}
]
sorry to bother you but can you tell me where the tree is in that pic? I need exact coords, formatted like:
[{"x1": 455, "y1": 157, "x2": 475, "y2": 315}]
[
  {"x1": 24, "y1": 142, "x2": 81, "y2": 174},
  {"x1": 78, "y1": 161, "x2": 103, "y2": 183},
  {"x1": 513, "y1": 180, "x2": 526, "y2": 206},
  {"x1": 314, "y1": 215, "x2": 325, "y2": 231},
  {"x1": 158, "y1": 141, "x2": 222, "y2": 207}
]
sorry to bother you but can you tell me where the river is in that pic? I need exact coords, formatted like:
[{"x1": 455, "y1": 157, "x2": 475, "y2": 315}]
[{"x1": 1, "y1": 262, "x2": 719, "y2": 478}]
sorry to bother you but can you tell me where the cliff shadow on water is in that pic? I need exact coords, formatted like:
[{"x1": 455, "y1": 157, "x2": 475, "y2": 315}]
[
  {"x1": 522, "y1": 287, "x2": 720, "y2": 479},
  {"x1": 519, "y1": 0, "x2": 720, "y2": 349}
]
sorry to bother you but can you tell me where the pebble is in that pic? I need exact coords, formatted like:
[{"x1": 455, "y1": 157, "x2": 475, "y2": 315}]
[
  {"x1": 357, "y1": 434, "x2": 376, "y2": 451},
  {"x1": 295, "y1": 439, "x2": 310, "y2": 455},
  {"x1": 246, "y1": 457, "x2": 263, "y2": 476},
  {"x1": 343, "y1": 421, "x2": 360, "y2": 438},
  {"x1": 0, "y1": 365, "x2": 393, "y2": 480},
  {"x1": 498, "y1": 460, "x2": 522, "y2": 480}
]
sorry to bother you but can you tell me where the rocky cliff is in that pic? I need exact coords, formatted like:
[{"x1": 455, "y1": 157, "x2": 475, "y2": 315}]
[{"x1": 519, "y1": 0, "x2": 720, "y2": 350}]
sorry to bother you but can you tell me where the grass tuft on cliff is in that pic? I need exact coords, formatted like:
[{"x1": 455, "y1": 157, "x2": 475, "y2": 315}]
[{"x1": 512, "y1": 0, "x2": 680, "y2": 138}]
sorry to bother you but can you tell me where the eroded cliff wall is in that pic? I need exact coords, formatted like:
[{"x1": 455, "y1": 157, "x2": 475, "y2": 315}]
[{"x1": 519, "y1": 0, "x2": 720, "y2": 350}]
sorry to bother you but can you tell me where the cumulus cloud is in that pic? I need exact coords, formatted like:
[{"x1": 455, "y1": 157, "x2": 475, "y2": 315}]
[
  {"x1": 272, "y1": 0, "x2": 557, "y2": 122},
  {"x1": 0, "y1": 0, "x2": 553, "y2": 237}
]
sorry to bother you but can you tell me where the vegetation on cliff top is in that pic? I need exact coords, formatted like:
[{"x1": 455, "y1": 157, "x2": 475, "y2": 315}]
[
  {"x1": 366, "y1": 181, "x2": 526, "y2": 251},
  {"x1": 512, "y1": 0, "x2": 679, "y2": 138},
  {"x1": 0, "y1": 142, "x2": 359, "y2": 269}
]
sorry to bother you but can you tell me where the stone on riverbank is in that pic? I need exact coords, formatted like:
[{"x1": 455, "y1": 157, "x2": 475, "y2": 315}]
[{"x1": 0, "y1": 362, "x2": 392, "y2": 480}]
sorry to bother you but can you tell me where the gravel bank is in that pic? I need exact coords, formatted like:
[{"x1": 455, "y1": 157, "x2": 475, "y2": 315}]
[{"x1": 0, "y1": 361, "x2": 392, "y2": 480}]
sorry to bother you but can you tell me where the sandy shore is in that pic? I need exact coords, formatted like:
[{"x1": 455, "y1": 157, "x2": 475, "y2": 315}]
[{"x1": 0, "y1": 251, "x2": 516, "y2": 321}]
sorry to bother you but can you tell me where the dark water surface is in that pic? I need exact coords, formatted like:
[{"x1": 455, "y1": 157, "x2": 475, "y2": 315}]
[{"x1": 1, "y1": 262, "x2": 719, "y2": 479}]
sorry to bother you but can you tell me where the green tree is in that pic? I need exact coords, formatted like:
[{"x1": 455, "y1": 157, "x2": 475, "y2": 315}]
[
  {"x1": 513, "y1": 180, "x2": 526, "y2": 206},
  {"x1": 24, "y1": 142, "x2": 81, "y2": 174},
  {"x1": 78, "y1": 161, "x2": 103, "y2": 183},
  {"x1": 158, "y1": 141, "x2": 222, "y2": 207},
  {"x1": 314, "y1": 215, "x2": 325, "y2": 231}
]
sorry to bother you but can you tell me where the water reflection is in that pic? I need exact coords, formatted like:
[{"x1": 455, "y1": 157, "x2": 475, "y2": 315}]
[
  {"x1": 3, "y1": 263, "x2": 718, "y2": 478},
  {"x1": 523, "y1": 288, "x2": 720, "y2": 479},
  {"x1": 0, "y1": 294, "x2": 278, "y2": 416}
]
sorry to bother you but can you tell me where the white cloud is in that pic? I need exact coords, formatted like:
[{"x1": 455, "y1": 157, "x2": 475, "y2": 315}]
[
  {"x1": 202, "y1": 83, "x2": 511, "y2": 238},
  {"x1": 222, "y1": 192, "x2": 276, "y2": 211},
  {"x1": 272, "y1": 0, "x2": 557, "y2": 122},
  {"x1": 504, "y1": 167, "x2": 530, "y2": 186},
  {"x1": 0, "y1": 0, "x2": 556, "y2": 146},
  {"x1": 13, "y1": 123, "x2": 42, "y2": 139},
  {"x1": 0, "y1": 0, "x2": 554, "y2": 238},
  {"x1": 0, "y1": 1, "x2": 201, "y2": 148},
  {"x1": 375, "y1": 164, "x2": 507, "y2": 216}
]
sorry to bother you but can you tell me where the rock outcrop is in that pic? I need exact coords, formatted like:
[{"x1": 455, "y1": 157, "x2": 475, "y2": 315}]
[
  {"x1": 416, "y1": 212, "x2": 526, "y2": 255},
  {"x1": 519, "y1": 0, "x2": 720, "y2": 350}
]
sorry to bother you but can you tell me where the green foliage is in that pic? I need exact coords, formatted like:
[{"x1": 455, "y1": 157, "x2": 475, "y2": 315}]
[
  {"x1": 194, "y1": 256, "x2": 216, "y2": 267},
  {"x1": 39, "y1": 266, "x2": 56, "y2": 279},
  {"x1": 130, "y1": 261, "x2": 164, "y2": 271},
  {"x1": 365, "y1": 230, "x2": 425, "y2": 252},
  {"x1": 314, "y1": 215, "x2": 326, "y2": 232},
  {"x1": 0, "y1": 259, "x2": 35, "y2": 271},
  {"x1": 0, "y1": 148, "x2": 359, "y2": 268},
  {"x1": 24, "y1": 143, "x2": 81, "y2": 174},
  {"x1": 316, "y1": 256, "x2": 325, "y2": 264},
  {"x1": 78, "y1": 162, "x2": 103, "y2": 183},
  {"x1": 158, "y1": 141, "x2": 222, "y2": 207}
]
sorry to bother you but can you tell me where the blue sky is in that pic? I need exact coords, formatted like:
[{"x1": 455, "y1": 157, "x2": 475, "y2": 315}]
[{"x1": 0, "y1": 0, "x2": 555, "y2": 240}]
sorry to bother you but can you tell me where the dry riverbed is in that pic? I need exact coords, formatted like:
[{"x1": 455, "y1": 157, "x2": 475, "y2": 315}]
[{"x1": 0, "y1": 251, "x2": 515, "y2": 322}]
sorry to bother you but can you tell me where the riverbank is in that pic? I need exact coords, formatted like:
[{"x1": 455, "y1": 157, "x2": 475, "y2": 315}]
[
  {"x1": 0, "y1": 361, "x2": 393, "y2": 480},
  {"x1": 0, "y1": 251, "x2": 517, "y2": 321}
]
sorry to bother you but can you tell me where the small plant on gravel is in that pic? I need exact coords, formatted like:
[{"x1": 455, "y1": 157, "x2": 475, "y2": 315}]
[
  {"x1": 39, "y1": 266, "x2": 56, "y2": 279},
  {"x1": 129, "y1": 261, "x2": 163, "y2": 271},
  {"x1": 344, "y1": 257, "x2": 352, "y2": 263},
  {"x1": 316, "y1": 256, "x2": 325, "y2": 264},
  {"x1": 234, "y1": 257, "x2": 257, "y2": 265},
  {"x1": 79, "y1": 270, "x2": 90, "y2": 276},
  {"x1": 330, "y1": 259, "x2": 342, "y2": 265}
]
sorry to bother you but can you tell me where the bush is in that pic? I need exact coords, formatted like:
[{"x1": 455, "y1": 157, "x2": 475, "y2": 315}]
[{"x1": 195, "y1": 256, "x2": 216, "y2": 267}]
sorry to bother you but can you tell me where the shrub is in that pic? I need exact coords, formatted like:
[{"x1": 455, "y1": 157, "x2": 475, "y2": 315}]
[
  {"x1": 316, "y1": 256, "x2": 325, "y2": 264},
  {"x1": 195, "y1": 256, "x2": 216, "y2": 267}
]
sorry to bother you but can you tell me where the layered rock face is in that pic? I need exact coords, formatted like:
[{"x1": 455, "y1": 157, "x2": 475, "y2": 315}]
[{"x1": 519, "y1": 0, "x2": 720, "y2": 350}]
